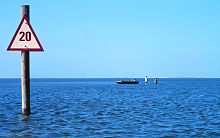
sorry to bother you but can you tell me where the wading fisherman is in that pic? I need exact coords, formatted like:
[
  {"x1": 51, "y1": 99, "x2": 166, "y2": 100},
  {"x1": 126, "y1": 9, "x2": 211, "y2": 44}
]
[{"x1": 145, "y1": 76, "x2": 148, "y2": 84}]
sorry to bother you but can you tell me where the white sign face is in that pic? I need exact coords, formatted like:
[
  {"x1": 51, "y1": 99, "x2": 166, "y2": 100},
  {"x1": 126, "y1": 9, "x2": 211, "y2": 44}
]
[{"x1": 7, "y1": 15, "x2": 43, "y2": 51}]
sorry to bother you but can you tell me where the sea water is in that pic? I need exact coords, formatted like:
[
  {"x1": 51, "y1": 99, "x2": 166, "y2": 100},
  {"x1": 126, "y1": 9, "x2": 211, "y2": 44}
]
[{"x1": 0, "y1": 78, "x2": 219, "y2": 137}]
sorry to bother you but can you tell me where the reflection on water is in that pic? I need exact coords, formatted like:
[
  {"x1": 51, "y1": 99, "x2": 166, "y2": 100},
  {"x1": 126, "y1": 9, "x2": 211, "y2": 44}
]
[{"x1": 0, "y1": 78, "x2": 220, "y2": 137}]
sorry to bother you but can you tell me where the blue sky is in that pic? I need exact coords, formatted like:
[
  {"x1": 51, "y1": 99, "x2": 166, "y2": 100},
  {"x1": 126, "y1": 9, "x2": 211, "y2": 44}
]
[{"x1": 0, "y1": 0, "x2": 219, "y2": 78}]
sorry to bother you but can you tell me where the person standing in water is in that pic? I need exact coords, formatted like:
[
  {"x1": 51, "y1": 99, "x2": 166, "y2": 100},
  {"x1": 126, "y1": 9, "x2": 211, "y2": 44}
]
[
  {"x1": 145, "y1": 76, "x2": 148, "y2": 84},
  {"x1": 154, "y1": 78, "x2": 158, "y2": 84}
]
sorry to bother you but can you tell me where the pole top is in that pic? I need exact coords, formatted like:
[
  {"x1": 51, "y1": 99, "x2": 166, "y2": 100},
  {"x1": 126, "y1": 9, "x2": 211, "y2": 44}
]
[
  {"x1": 21, "y1": 5, "x2": 29, "y2": 10},
  {"x1": 21, "y1": 5, "x2": 30, "y2": 20},
  {"x1": 22, "y1": 5, "x2": 29, "y2": 7}
]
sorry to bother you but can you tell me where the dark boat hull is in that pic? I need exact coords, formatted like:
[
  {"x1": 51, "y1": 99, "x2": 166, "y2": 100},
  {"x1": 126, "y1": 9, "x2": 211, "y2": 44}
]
[{"x1": 116, "y1": 81, "x2": 139, "y2": 84}]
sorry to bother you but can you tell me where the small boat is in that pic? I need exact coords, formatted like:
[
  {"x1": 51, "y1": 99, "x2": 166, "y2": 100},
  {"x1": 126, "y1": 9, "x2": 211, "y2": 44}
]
[{"x1": 116, "y1": 79, "x2": 139, "y2": 84}]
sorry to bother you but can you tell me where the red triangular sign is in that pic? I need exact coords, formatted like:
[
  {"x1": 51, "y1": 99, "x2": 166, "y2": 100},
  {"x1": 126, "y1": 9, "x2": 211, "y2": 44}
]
[{"x1": 7, "y1": 15, "x2": 44, "y2": 51}]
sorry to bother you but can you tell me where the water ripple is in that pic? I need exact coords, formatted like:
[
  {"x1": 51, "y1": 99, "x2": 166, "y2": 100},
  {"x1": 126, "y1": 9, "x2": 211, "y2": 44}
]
[{"x1": 0, "y1": 78, "x2": 219, "y2": 137}]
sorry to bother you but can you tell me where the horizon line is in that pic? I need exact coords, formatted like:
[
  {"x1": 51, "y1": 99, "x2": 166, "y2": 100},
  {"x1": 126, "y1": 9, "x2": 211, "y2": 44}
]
[{"x1": 0, "y1": 77, "x2": 219, "y2": 79}]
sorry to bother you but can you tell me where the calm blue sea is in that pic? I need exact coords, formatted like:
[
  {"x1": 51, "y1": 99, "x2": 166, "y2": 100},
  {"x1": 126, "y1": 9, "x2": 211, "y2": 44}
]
[{"x1": 0, "y1": 78, "x2": 219, "y2": 137}]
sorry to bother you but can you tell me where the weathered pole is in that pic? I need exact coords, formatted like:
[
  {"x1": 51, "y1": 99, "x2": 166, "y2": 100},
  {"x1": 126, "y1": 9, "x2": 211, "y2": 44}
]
[{"x1": 21, "y1": 5, "x2": 30, "y2": 115}]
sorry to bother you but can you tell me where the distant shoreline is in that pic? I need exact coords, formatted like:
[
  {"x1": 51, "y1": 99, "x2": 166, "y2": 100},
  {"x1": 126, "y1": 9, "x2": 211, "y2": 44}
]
[
  {"x1": 0, "y1": 77, "x2": 219, "y2": 79},
  {"x1": 158, "y1": 76, "x2": 207, "y2": 79}
]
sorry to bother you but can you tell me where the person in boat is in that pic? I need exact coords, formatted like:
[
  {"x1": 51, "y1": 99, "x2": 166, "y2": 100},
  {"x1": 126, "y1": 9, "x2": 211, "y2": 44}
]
[
  {"x1": 132, "y1": 79, "x2": 137, "y2": 82},
  {"x1": 145, "y1": 76, "x2": 148, "y2": 83}
]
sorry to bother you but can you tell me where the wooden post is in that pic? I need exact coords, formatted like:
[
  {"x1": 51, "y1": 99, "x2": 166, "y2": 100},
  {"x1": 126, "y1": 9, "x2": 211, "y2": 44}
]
[{"x1": 21, "y1": 5, "x2": 30, "y2": 115}]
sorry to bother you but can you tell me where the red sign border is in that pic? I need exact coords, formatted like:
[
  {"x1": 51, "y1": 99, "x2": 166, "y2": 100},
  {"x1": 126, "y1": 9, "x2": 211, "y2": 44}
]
[{"x1": 7, "y1": 15, "x2": 44, "y2": 51}]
